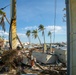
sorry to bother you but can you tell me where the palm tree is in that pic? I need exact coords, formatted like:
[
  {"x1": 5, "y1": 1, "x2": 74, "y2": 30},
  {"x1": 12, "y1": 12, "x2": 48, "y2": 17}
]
[
  {"x1": 48, "y1": 31, "x2": 52, "y2": 53},
  {"x1": 32, "y1": 29, "x2": 41, "y2": 45},
  {"x1": 0, "y1": 10, "x2": 24, "y2": 49},
  {"x1": 0, "y1": 10, "x2": 6, "y2": 49},
  {"x1": 38, "y1": 24, "x2": 47, "y2": 53},
  {"x1": 0, "y1": 10, "x2": 12, "y2": 48},
  {"x1": 26, "y1": 30, "x2": 31, "y2": 45}
]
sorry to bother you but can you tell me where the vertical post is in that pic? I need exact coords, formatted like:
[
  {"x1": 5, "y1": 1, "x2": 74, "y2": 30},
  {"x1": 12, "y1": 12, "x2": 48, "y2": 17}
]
[
  {"x1": 10, "y1": 0, "x2": 17, "y2": 49},
  {"x1": 66, "y1": 0, "x2": 70, "y2": 75},
  {"x1": 66, "y1": 0, "x2": 76, "y2": 75}
]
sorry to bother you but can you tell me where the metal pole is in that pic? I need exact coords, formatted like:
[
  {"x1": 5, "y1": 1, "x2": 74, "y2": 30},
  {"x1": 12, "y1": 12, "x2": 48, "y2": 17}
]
[{"x1": 65, "y1": 0, "x2": 70, "y2": 75}]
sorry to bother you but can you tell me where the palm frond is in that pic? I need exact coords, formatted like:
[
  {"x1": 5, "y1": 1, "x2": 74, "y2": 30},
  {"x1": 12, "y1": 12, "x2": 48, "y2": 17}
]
[
  {"x1": 38, "y1": 24, "x2": 44, "y2": 31},
  {"x1": 48, "y1": 31, "x2": 51, "y2": 36},
  {"x1": 0, "y1": 10, "x2": 5, "y2": 15},
  {"x1": 32, "y1": 29, "x2": 38, "y2": 39},
  {"x1": 0, "y1": 10, "x2": 6, "y2": 31},
  {"x1": 26, "y1": 30, "x2": 31, "y2": 37},
  {"x1": 63, "y1": 8, "x2": 66, "y2": 11},
  {"x1": 0, "y1": 15, "x2": 5, "y2": 31}
]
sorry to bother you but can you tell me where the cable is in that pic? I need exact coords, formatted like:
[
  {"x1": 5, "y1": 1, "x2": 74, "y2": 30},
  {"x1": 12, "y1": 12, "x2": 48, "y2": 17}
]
[
  {"x1": 0, "y1": 4, "x2": 10, "y2": 10},
  {"x1": 53, "y1": 0, "x2": 57, "y2": 43}
]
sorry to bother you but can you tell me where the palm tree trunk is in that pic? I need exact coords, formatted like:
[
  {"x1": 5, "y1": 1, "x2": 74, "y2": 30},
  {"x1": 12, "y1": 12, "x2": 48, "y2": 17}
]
[
  {"x1": 28, "y1": 36, "x2": 30, "y2": 47},
  {"x1": 50, "y1": 35, "x2": 52, "y2": 53},
  {"x1": 4, "y1": 16, "x2": 24, "y2": 49},
  {"x1": 38, "y1": 36, "x2": 41, "y2": 45},
  {"x1": 10, "y1": 0, "x2": 17, "y2": 49},
  {"x1": 4, "y1": 15, "x2": 12, "y2": 49},
  {"x1": 9, "y1": 20, "x2": 12, "y2": 49},
  {"x1": 43, "y1": 31, "x2": 47, "y2": 53}
]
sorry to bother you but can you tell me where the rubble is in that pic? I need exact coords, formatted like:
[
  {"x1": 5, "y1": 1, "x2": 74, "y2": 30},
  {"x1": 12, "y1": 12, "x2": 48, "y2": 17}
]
[{"x1": 0, "y1": 48, "x2": 67, "y2": 75}]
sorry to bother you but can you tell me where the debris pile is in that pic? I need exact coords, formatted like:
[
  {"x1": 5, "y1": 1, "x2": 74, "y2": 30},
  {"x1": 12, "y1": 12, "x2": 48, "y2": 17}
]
[{"x1": 0, "y1": 48, "x2": 67, "y2": 75}]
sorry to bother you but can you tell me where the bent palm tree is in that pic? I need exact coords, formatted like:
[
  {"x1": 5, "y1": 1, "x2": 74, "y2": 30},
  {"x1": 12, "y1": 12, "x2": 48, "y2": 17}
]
[
  {"x1": 0, "y1": 10, "x2": 12, "y2": 48},
  {"x1": 48, "y1": 31, "x2": 52, "y2": 52},
  {"x1": 26, "y1": 30, "x2": 31, "y2": 45},
  {"x1": 0, "y1": 10, "x2": 13, "y2": 49},
  {"x1": 38, "y1": 24, "x2": 47, "y2": 53},
  {"x1": 32, "y1": 29, "x2": 41, "y2": 45},
  {"x1": 0, "y1": 9, "x2": 23, "y2": 49}
]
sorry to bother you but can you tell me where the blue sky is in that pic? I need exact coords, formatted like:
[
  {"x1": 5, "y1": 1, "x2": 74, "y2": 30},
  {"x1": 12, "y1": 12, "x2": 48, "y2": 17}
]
[{"x1": 0, "y1": 0, "x2": 66, "y2": 44}]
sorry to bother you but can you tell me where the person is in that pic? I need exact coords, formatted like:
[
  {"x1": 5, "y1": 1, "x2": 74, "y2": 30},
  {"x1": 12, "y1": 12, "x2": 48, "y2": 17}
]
[{"x1": 31, "y1": 55, "x2": 34, "y2": 67}]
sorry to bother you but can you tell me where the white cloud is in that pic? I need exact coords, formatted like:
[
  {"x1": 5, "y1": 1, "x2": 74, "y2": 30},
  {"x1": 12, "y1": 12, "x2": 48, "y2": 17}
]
[
  {"x1": 0, "y1": 30, "x2": 8, "y2": 36},
  {"x1": 22, "y1": 25, "x2": 66, "y2": 34},
  {"x1": 0, "y1": 30, "x2": 26, "y2": 38},
  {"x1": 24, "y1": 26, "x2": 37, "y2": 30},
  {"x1": 45, "y1": 25, "x2": 66, "y2": 34},
  {"x1": 45, "y1": 25, "x2": 62, "y2": 32},
  {"x1": 4, "y1": 32, "x2": 9, "y2": 35},
  {"x1": 17, "y1": 33, "x2": 26, "y2": 37},
  {"x1": 17, "y1": 33, "x2": 27, "y2": 42}
]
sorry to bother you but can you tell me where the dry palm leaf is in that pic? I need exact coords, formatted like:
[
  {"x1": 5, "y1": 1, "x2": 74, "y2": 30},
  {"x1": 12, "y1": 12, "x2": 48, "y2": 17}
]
[
  {"x1": 0, "y1": 10, "x2": 6, "y2": 32},
  {"x1": 0, "y1": 15, "x2": 5, "y2": 31}
]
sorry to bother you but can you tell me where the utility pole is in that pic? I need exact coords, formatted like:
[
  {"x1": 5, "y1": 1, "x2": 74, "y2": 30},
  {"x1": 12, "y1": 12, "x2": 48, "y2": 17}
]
[
  {"x1": 10, "y1": 0, "x2": 17, "y2": 49},
  {"x1": 66, "y1": 0, "x2": 76, "y2": 75}
]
